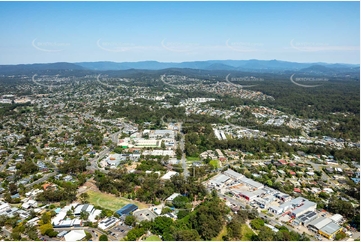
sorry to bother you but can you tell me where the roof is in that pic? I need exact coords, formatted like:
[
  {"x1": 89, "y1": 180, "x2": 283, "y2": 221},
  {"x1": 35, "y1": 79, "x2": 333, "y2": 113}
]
[
  {"x1": 330, "y1": 214, "x2": 343, "y2": 223},
  {"x1": 223, "y1": 169, "x2": 243, "y2": 179},
  {"x1": 297, "y1": 211, "x2": 318, "y2": 223},
  {"x1": 116, "y1": 204, "x2": 138, "y2": 216},
  {"x1": 211, "y1": 174, "x2": 230, "y2": 185},
  {"x1": 239, "y1": 177, "x2": 264, "y2": 189},
  {"x1": 319, "y1": 222, "x2": 341, "y2": 235},
  {"x1": 160, "y1": 171, "x2": 178, "y2": 180},
  {"x1": 166, "y1": 193, "x2": 181, "y2": 201},
  {"x1": 64, "y1": 230, "x2": 86, "y2": 241},
  {"x1": 309, "y1": 217, "x2": 332, "y2": 230}
]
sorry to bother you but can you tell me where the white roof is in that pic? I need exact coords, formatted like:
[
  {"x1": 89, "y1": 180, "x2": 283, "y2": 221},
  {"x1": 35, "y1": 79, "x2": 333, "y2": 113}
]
[
  {"x1": 64, "y1": 230, "x2": 86, "y2": 241},
  {"x1": 161, "y1": 171, "x2": 178, "y2": 180},
  {"x1": 330, "y1": 214, "x2": 343, "y2": 223},
  {"x1": 166, "y1": 193, "x2": 180, "y2": 201}
]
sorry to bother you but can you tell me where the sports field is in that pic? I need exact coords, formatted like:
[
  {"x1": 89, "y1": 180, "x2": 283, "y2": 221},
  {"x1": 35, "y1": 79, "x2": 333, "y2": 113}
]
[{"x1": 87, "y1": 190, "x2": 148, "y2": 212}]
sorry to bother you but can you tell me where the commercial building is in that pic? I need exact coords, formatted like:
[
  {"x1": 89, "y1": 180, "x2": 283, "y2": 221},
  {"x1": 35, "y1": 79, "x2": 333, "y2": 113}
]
[
  {"x1": 319, "y1": 222, "x2": 342, "y2": 239},
  {"x1": 223, "y1": 169, "x2": 244, "y2": 180}
]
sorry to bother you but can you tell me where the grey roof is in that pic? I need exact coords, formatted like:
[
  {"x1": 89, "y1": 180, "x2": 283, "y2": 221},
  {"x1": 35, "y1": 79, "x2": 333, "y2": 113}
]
[
  {"x1": 309, "y1": 217, "x2": 332, "y2": 230},
  {"x1": 239, "y1": 177, "x2": 264, "y2": 189},
  {"x1": 319, "y1": 222, "x2": 341, "y2": 235},
  {"x1": 223, "y1": 169, "x2": 243, "y2": 179},
  {"x1": 212, "y1": 174, "x2": 230, "y2": 184},
  {"x1": 291, "y1": 200, "x2": 316, "y2": 216}
]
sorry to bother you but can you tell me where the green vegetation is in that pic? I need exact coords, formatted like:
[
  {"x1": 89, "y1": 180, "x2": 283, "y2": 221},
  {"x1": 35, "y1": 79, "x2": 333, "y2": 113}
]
[{"x1": 145, "y1": 235, "x2": 162, "y2": 241}]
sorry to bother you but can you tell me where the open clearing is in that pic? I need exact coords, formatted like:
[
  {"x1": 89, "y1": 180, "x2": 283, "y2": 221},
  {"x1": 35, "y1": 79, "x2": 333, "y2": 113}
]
[
  {"x1": 145, "y1": 235, "x2": 162, "y2": 241},
  {"x1": 87, "y1": 190, "x2": 148, "y2": 212}
]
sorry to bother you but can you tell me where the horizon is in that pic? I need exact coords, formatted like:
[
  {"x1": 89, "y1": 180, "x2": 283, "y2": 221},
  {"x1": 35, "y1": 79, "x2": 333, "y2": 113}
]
[
  {"x1": 2, "y1": 58, "x2": 360, "y2": 66},
  {"x1": 0, "y1": 1, "x2": 360, "y2": 65}
]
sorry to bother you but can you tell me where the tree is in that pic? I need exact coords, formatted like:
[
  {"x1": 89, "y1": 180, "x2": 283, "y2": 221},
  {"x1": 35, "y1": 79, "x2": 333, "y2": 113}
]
[
  {"x1": 335, "y1": 231, "x2": 347, "y2": 241},
  {"x1": 85, "y1": 232, "x2": 92, "y2": 240},
  {"x1": 250, "y1": 218, "x2": 264, "y2": 230},
  {"x1": 99, "y1": 234, "x2": 108, "y2": 241},
  {"x1": 80, "y1": 211, "x2": 89, "y2": 220},
  {"x1": 227, "y1": 219, "x2": 242, "y2": 240},
  {"x1": 174, "y1": 229, "x2": 200, "y2": 241},
  {"x1": 79, "y1": 192, "x2": 89, "y2": 203},
  {"x1": 256, "y1": 226, "x2": 275, "y2": 241},
  {"x1": 124, "y1": 215, "x2": 136, "y2": 226},
  {"x1": 39, "y1": 223, "x2": 53, "y2": 235}
]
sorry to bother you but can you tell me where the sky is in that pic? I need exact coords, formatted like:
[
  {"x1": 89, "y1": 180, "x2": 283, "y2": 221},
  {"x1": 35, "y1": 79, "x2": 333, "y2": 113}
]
[{"x1": 0, "y1": 1, "x2": 359, "y2": 65}]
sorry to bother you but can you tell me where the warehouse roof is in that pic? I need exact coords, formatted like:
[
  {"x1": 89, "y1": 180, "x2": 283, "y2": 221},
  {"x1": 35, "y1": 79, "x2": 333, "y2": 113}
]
[{"x1": 319, "y1": 222, "x2": 341, "y2": 236}]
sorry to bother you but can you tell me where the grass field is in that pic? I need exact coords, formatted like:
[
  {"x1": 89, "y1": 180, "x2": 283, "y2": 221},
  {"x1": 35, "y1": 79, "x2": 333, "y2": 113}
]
[
  {"x1": 212, "y1": 225, "x2": 227, "y2": 241},
  {"x1": 241, "y1": 224, "x2": 255, "y2": 241},
  {"x1": 186, "y1": 156, "x2": 200, "y2": 162},
  {"x1": 145, "y1": 235, "x2": 161, "y2": 241},
  {"x1": 87, "y1": 190, "x2": 148, "y2": 212}
]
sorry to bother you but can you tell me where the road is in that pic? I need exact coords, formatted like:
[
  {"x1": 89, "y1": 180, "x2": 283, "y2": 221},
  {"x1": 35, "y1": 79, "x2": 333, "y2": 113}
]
[
  {"x1": 54, "y1": 226, "x2": 116, "y2": 241},
  {"x1": 0, "y1": 154, "x2": 14, "y2": 172},
  {"x1": 25, "y1": 171, "x2": 58, "y2": 188},
  {"x1": 87, "y1": 131, "x2": 122, "y2": 171},
  {"x1": 178, "y1": 122, "x2": 189, "y2": 179}
]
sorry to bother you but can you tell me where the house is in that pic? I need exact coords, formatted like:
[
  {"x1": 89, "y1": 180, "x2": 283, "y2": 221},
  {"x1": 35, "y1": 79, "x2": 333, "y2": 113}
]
[
  {"x1": 63, "y1": 175, "x2": 73, "y2": 182},
  {"x1": 22, "y1": 199, "x2": 38, "y2": 209},
  {"x1": 165, "y1": 193, "x2": 181, "y2": 203},
  {"x1": 160, "y1": 171, "x2": 178, "y2": 180}
]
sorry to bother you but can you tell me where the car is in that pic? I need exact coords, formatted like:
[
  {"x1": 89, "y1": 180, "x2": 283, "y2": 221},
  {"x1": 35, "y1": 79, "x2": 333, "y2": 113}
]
[
  {"x1": 120, "y1": 230, "x2": 124, "y2": 233},
  {"x1": 146, "y1": 214, "x2": 150, "y2": 216}
]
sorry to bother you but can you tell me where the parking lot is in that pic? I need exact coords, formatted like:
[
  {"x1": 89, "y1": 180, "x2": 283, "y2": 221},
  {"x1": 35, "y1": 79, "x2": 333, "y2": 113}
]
[
  {"x1": 108, "y1": 224, "x2": 132, "y2": 239},
  {"x1": 133, "y1": 209, "x2": 158, "y2": 222}
]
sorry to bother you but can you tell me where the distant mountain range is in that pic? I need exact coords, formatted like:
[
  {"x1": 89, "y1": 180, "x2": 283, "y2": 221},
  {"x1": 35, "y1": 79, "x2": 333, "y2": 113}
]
[{"x1": 0, "y1": 60, "x2": 359, "y2": 75}]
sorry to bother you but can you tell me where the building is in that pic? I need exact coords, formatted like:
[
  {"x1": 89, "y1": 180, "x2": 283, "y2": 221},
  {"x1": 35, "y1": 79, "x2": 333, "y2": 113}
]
[
  {"x1": 74, "y1": 204, "x2": 95, "y2": 216},
  {"x1": 116, "y1": 204, "x2": 138, "y2": 216},
  {"x1": 98, "y1": 217, "x2": 119, "y2": 230},
  {"x1": 290, "y1": 200, "x2": 317, "y2": 218},
  {"x1": 319, "y1": 222, "x2": 342, "y2": 239},
  {"x1": 208, "y1": 174, "x2": 230, "y2": 188},
  {"x1": 295, "y1": 211, "x2": 318, "y2": 226},
  {"x1": 330, "y1": 214, "x2": 343, "y2": 224},
  {"x1": 165, "y1": 193, "x2": 181, "y2": 203},
  {"x1": 239, "y1": 177, "x2": 264, "y2": 190},
  {"x1": 64, "y1": 230, "x2": 86, "y2": 241},
  {"x1": 308, "y1": 217, "x2": 332, "y2": 233},
  {"x1": 160, "y1": 171, "x2": 178, "y2": 180},
  {"x1": 223, "y1": 169, "x2": 243, "y2": 180}
]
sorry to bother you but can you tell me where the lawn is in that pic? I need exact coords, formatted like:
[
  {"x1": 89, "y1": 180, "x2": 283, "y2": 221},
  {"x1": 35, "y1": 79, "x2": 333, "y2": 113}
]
[
  {"x1": 212, "y1": 225, "x2": 227, "y2": 241},
  {"x1": 87, "y1": 190, "x2": 148, "y2": 212},
  {"x1": 186, "y1": 156, "x2": 200, "y2": 162},
  {"x1": 241, "y1": 224, "x2": 256, "y2": 241},
  {"x1": 145, "y1": 235, "x2": 161, "y2": 241}
]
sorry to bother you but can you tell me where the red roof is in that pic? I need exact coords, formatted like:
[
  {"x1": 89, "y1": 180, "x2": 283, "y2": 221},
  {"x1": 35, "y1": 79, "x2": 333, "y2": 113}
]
[
  {"x1": 289, "y1": 171, "x2": 296, "y2": 175},
  {"x1": 294, "y1": 188, "x2": 301, "y2": 193},
  {"x1": 279, "y1": 159, "x2": 288, "y2": 165}
]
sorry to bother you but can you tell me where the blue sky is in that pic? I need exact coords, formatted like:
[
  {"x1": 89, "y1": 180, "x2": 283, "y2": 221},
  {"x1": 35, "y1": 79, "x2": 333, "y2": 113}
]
[{"x1": 0, "y1": 1, "x2": 359, "y2": 64}]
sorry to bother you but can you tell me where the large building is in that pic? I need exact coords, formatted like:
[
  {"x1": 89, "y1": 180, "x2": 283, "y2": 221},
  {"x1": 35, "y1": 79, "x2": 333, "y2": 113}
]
[
  {"x1": 308, "y1": 217, "x2": 342, "y2": 239},
  {"x1": 116, "y1": 204, "x2": 138, "y2": 216}
]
